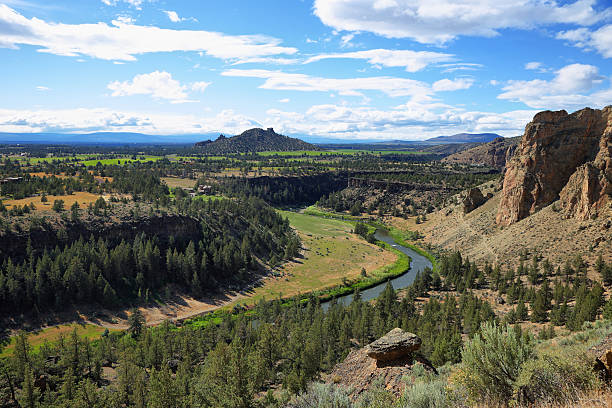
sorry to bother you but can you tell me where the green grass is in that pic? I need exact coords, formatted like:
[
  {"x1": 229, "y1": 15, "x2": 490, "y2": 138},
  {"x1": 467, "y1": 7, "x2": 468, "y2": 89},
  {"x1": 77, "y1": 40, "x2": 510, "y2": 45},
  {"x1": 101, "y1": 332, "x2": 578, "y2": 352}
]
[{"x1": 230, "y1": 211, "x2": 397, "y2": 308}]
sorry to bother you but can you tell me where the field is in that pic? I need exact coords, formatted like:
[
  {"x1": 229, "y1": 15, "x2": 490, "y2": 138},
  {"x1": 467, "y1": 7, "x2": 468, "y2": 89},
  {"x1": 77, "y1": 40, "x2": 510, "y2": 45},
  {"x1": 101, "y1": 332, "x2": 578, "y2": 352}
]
[
  {"x1": 161, "y1": 176, "x2": 196, "y2": 189},
  {"x1": 0, "y1": 323, "x2": 115, "y2": 357},
  {"x1": 254, "y1": 149, "x2": 427, "y2": 157},
  {"x1": 232, "y1": 211, "x2": 397, "y2": 307},
  {"x1": 3, "y1": 191, "x2": 104, "y2": 211}
]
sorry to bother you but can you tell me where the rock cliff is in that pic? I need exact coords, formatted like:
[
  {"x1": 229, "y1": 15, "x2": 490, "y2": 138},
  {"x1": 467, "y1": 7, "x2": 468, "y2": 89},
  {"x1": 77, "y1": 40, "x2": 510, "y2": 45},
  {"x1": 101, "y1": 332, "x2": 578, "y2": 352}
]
[{"x1": 496, "y1": 106, "x2": 612, "y2": 226}]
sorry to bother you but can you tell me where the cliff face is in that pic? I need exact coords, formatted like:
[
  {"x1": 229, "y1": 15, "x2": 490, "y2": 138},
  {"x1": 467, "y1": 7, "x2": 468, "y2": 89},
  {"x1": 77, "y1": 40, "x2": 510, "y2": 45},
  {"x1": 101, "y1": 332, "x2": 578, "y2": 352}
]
[{"x1": 496, "y1": 107, "x2": 612, "y2": 226}]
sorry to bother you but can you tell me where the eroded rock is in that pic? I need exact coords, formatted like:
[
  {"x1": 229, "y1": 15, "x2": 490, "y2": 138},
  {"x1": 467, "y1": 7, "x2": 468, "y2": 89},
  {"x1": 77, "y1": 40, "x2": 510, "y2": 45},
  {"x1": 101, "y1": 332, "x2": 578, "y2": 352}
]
[
  {"x1": 365, "y1": 328, "x2": 421, "y2": 362},
  {"x1": 462, "y1": 188, "x2": 487, "y2": 214},
  {"x1": 497, "y1": 106, "x2": 612, "y2": 226}
]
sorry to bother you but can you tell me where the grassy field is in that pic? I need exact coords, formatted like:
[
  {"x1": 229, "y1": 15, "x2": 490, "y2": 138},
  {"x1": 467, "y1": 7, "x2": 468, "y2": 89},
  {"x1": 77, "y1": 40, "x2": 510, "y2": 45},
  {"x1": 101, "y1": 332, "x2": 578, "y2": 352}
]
[
  {"x1": 162, "y1": 176, "x2": 197, "y2": 189},
  {"x1": 0, "y1": 323, "x2": 115, "y2": 357},
  {"x1": 232, "y1": 211, "x2": 396, "y2": 307},
  {"x1": 3, "y1": 192, "x2": 104, "y2": 211}
]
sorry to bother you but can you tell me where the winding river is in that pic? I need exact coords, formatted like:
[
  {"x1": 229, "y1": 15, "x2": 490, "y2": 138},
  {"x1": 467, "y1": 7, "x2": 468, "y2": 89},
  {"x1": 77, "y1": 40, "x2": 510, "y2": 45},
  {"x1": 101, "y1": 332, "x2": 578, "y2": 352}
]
[{"x1": 322, "y1": 229, "x2": 433, "y2": 310}]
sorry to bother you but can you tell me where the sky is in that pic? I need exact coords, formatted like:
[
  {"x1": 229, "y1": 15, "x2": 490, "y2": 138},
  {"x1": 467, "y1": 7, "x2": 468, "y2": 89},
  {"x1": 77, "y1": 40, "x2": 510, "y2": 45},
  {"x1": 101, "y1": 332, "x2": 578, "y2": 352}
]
[{"x1": 0, "y1": 0, "x2": 611, "y2": 141}]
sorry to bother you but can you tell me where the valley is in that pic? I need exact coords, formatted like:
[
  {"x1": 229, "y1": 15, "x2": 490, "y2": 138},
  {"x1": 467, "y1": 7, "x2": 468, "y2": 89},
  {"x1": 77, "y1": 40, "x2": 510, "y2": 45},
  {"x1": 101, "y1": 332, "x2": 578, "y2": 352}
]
[{"x1": 0, "y1": 115, "x2": 611, "y2": 408}]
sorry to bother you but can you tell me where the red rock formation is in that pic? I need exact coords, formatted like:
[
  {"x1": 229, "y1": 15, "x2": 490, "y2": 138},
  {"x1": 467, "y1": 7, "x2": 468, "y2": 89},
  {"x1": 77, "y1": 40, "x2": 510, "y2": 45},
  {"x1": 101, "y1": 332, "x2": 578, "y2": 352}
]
[{"x1": 496, "y1": 107, "x2": 611, "y2": 226}]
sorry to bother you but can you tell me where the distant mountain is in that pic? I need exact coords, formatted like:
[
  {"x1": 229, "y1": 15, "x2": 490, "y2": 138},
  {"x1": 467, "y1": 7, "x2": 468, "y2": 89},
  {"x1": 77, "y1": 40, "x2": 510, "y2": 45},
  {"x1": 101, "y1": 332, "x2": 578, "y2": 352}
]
[
  {"x1": 195, "y1": 128, "x2": 321, "y2": 154},
  {"x1": 0, "y1": 132, "x2": 216, "y2": 145},
  {"x1": 425, "y1": 133, "x2": 501, "y2": 144}
]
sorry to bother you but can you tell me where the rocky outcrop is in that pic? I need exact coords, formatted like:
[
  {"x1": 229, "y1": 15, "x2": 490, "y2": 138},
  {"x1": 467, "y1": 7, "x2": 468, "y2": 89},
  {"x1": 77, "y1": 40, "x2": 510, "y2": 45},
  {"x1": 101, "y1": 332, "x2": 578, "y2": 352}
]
[
  {"x1": 496, "y1": 107, "x2": 612, "y2": 226},
  {"x1": 443, "y1": 136, "x2": 520, "y2": 169},
  {"x1": 365, "y1": 328, "x2": 422, "y2": 363},
  {"x1": 462, "y1": 187, "x2": 487, "y2": 213},
  {"x1": 328, "y1": 329, "x2": 435, "y2": 399}
]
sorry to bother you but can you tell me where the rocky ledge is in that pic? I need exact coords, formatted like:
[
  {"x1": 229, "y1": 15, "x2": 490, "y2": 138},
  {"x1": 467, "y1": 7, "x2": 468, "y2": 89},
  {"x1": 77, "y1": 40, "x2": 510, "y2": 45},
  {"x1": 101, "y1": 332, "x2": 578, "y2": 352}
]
[{"x1": 328, "y1": 328, "x2": 435, "y2": 399}]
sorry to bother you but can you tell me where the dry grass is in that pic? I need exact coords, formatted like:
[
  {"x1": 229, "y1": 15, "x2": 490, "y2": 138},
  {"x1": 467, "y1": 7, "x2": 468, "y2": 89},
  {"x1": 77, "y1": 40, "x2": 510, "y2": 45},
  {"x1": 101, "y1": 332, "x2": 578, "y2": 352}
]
[
  {"x1": 4, "y1": 192, "x2": 104, "y2": 211},
  {"x1": 1, "y1": 323, "x2": 116, "y2": 357},
  {"x1": 161, "y1": 177, "x2": 196, "y2": 189},
  {"x1": 415, "y1": 181, "x2": 612, "y2": 271}
]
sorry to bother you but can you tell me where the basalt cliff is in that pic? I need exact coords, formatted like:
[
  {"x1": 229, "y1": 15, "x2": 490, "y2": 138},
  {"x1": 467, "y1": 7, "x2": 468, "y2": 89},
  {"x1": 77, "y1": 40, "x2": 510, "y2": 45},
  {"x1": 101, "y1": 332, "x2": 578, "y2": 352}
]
[{"x1": 496, "y1": 106, "x2": 612, "y2": 226}]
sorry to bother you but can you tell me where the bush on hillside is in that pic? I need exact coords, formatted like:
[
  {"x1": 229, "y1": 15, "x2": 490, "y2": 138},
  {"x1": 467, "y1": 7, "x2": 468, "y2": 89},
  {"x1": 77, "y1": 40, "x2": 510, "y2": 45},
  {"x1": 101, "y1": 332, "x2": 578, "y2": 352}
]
[
  {"x1": 398, "y1": 379, "x2": 448, "y2": 408},
  {"x1": 455, "y1": 322, "x2": 534, "y2": 404},
  {"x1": 513, "y1": 348, "x2": 601, "y2": 405}
]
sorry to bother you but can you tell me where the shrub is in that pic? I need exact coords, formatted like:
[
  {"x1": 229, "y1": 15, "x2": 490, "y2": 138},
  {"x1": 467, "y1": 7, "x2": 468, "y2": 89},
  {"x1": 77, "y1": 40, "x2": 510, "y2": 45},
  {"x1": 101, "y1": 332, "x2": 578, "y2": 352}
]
[
  {"x1": 398, "y1": 379, "x2": 448, "y2": 408},
  {"x1": 288, "y1": 383, "x2": 353, "y2": 408},
  {"x1": 457, "y1": 322, "x2": 534, "y2": 404},
  {"x1": 514, "y1": 348, "x2": 601, "y2": 405}
]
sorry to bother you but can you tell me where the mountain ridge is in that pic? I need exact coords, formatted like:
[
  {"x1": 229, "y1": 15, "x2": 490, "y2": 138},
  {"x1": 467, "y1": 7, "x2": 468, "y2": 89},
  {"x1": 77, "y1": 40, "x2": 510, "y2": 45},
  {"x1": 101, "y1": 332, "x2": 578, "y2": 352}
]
[
  {"x1": 195, "y1": 127, "x2": 321, "y2": 153},
  {"x1": 425, "y1": 132, "x2": 501, "y2": 144}
]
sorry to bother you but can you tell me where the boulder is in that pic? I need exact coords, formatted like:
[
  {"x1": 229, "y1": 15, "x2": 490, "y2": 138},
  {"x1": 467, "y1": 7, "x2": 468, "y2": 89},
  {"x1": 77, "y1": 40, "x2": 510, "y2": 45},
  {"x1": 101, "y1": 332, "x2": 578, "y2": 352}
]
[
  {"x1": 462, "y1": 188, "x2": 487, "y2": 214},
  {"x1": 365, "y1": 328, "x2": 421, "y2": 362}
]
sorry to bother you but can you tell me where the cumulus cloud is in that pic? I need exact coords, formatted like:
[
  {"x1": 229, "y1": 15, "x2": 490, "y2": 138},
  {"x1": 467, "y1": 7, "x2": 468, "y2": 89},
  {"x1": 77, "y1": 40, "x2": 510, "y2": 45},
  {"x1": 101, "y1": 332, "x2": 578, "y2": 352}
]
[
  {"x1": 107, "y1": 71, "x2": 209, "y2": 103},
  {"x1": 265, "y1": 101, "x2": 538, "y2": 139},
  {"x1": 222, "y1": 69, "x2": 471, "y2": 98},
  {"x1": 35, "y1": 86, "x2": 50, "y2": 91},
  {"x1": 304, "y1": 49, "x2": 455, "y2": 72},
  {"x1": 314, "y1": 0, "x2": 611, "y2": 44},
  {"x1": 557, "y1": 24, "x2": 612, "y2": 58},
  {"x1": 0, "y1": 5, "x2": 297, "y2": 61},
  {"x1": 498, "y1": 63, "x2": 607, "y2": 109}
]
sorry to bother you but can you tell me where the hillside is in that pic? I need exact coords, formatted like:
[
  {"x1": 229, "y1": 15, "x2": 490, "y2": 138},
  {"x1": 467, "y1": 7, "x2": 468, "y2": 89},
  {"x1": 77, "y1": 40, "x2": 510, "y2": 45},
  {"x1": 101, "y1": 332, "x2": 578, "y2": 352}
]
[
  {"x1": 195, "y1": 127, "x2": 321, "y2": 154},
  {"x1": 416, "y1": 106, "x2": 612, "y2": 268},
  {"x1": 442, "y1": 136, "x2": 520, "y2": 169},
  {"x1": 425, "y1": 132, "x2": 501, "y2": 144}
]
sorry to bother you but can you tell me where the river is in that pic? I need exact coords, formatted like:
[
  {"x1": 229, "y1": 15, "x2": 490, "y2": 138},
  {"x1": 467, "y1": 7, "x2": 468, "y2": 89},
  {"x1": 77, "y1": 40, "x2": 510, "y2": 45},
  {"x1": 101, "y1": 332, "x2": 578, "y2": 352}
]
[{"x1": 321, "y1": 229, "x2": 432, "y2": 310}]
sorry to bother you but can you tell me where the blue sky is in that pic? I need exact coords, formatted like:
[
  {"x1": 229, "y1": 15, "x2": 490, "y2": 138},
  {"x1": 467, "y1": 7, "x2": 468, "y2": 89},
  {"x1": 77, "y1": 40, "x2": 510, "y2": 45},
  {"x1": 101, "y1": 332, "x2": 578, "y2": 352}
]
[{"x1": 0, "y1": 0, "x2": 611, "y2": 140}]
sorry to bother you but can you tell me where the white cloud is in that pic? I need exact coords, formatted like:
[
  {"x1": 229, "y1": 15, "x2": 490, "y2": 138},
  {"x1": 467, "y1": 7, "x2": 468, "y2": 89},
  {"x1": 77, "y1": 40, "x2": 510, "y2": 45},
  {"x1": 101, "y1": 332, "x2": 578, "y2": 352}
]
[
  {"x1": 35, "y1": 86, "x2": 49, "y2": 91},
  {"x1": 115, "y1": 15, "x2": 135, "y2": 25},
  {"x1": 265, "y1": 101, "x2": 537, "y2": 139},
  {"x1": 0, "y1": 107, "x2": 261, "y2": 135},
  {"x1": 525, "y1": 61, "x2": 542, "y2": 70},
  {"x1": 222, "y1": 69, "x2": 473, "y2": 99},
  {"x1": 340, "y1": 33, "x2": 354, "y2": 47},
  {"x1": 304, "y1": 49, "x2": 455, "y2": 72},
  {"x1": 163, "y1": 10, "x2": 196, "y2": 23},
  {"x1": 557, "y1": 24, "x2": 612, "y2": 58},
  {"x1": 230, "y1": 57, "x2": 301, "y2": 65},
  {"x1": 102, "y1": 0, "x2": 146, "y2": 9},
  {"x1": 314, "y1": 0, "x2": 611, "y2": 44},
  {"x1": 164, "y1": 11, "x2": 181, "y2": 23},
  {"x1": 432, "y1": 78, "x2": 474, "y2": 91},
  {"x1": 107, "y1": 71, "x2": 210, "y2": 103},
  {"x1": 0, "y1": 5, "x2": 297, "y2": 61},
  {"x1": 0, "y1": 103, "x2": 542, "y2": 139},
  {"x1": 191, "y1": 81, "x2": 211, "y2": 93},
  {"x1": 498, "y1": 63, "x2": 606, "y2": 109},
  {"x1": 279, "y1": 98, "x2": 290, "y2": 103}
]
